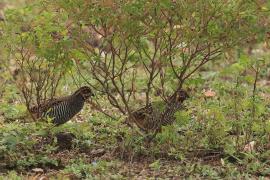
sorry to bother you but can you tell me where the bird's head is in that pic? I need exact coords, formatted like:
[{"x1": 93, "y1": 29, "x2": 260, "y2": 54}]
[
  {"x1": 169, "y1": 89, "x2": 189, "y2": 103},
  {"x1": 77, "y1": 86, "x2": 94, "y2": 100},
  {"x1": 176, "y1": 89, "x2": 189, "y2": 102}
]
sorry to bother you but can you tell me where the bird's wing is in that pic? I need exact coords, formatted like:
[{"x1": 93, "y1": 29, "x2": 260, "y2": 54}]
[
  {"x1": 131, "y1": 104, "x2": 153, "y2": 118},
  {"x1": 30, "y1": 97, "x2": 68, "y2": 113}
]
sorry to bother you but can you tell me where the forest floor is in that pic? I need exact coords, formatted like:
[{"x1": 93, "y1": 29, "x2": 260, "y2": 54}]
[
  {"x1": 1, "y1": 0, "x2": 270, "y2": 179},
  {"x1": 1, "y1": 73, "x2": 270, "y2": 179}
]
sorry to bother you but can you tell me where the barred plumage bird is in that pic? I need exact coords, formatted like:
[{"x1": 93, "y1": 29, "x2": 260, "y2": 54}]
[
  {"x1": 161, "y1": 89, "x2": 189, "y2": 126},
  {"x1": 30, "y1": 86, "x2": 94, "y2": 125},
  {"x1": 129, "y1": 89, "x2": 189, "y2": 133},
  {"x1": 129, "y1": 103, "x2": 159, "y2": 132}
]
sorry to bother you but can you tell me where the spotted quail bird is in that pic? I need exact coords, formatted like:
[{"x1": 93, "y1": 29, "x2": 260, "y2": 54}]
[
  {"x1": 129, "y1": 89, "x2": 189, "y2": 134},
  {"x1": 161, "y1": 89, "x2": 189, "y2": 126},
  {"x1": 30, "y1": 86, "x2": 94, "y2": 125}
]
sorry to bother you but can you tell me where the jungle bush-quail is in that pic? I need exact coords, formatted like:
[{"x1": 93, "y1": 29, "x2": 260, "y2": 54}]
[
  {"x1": 30, "y1": 86, "x2": 94, "y2": 125},
  {"x1": 129, "y1": 89, "x2": 189, "y2": 133}
]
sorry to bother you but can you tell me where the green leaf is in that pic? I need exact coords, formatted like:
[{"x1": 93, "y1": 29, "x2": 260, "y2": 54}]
[
  {"x1": 160, "y1": 0, "x2": 172, "y2": 8},
  {"x1": 175, "y1": 111, "x2": 190, "y2": 126},
  {"x1": 149, "y1": 159, "x2": 161, "y2": 170}
]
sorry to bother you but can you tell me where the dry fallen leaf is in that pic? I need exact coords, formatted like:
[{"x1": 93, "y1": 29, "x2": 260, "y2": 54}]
[
  {"x1": 243, "y1": 141, "x2": 256, "y2": 153},
  {"x1": 31, "y1": 168, "x2": 44, "y2": 173},
  {"x1": 204, "y1": 89, "x2": 216, "y2": 97},
  {"x1": 220, "y1": 158, "x2": 225, "y2": 166}
]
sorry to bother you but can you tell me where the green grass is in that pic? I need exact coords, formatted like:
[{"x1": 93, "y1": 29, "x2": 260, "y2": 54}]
[
  {"x1": 0, "y1": 0, "x2": 270, "y2": 178},
  {"x1": 0, "y1": 65, "x2": 270, "y2": 179}
]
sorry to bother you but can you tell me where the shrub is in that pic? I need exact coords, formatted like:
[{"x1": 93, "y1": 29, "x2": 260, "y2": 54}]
[
  {"x1": 50, "y1": 0, "x2": 267, "y2": 116},
  {"x1": 2, "y1": 3, "x2": 72, "y2": 119}
]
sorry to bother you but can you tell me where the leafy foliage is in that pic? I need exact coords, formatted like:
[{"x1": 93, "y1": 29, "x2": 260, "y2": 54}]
[{"x1": 0, "y1": 0, "x2": 270, "y2": 179}]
